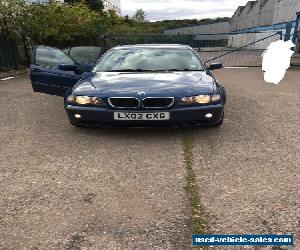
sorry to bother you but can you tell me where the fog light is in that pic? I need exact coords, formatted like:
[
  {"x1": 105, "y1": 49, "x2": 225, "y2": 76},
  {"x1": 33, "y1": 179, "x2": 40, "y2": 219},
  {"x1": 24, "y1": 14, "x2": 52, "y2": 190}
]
[
  {"x1": 205, "y1": 113, "x2": 213, "y2": 118},
  {"x1": 74, "y1": 114, "x2": 82, "y2": 119}
]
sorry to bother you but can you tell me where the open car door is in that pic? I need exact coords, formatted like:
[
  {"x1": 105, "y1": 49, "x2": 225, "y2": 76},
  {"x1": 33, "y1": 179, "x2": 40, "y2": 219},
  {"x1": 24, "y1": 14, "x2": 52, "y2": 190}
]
[{"x1": 30, "y1": 46, "x2": 85, "y2": 97}]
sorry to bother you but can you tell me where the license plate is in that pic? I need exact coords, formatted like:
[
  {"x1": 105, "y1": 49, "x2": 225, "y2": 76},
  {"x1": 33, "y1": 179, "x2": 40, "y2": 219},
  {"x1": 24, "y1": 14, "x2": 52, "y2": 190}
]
[{"x1": 114, "y1": 112, "x2": 170, "y2": 121}]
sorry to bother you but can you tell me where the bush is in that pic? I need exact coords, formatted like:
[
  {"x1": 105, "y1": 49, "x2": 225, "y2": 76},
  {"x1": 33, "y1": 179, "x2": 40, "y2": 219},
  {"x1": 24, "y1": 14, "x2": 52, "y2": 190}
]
[{"x1": 0, "y1": 0, "x2": 122, "y2": 45}]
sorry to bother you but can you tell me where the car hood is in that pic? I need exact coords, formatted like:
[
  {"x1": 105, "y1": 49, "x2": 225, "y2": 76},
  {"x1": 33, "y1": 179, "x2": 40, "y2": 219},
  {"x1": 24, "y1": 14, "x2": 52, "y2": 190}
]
[{"x1": 74, "y1": 71, "x2": 216, "y2": 97}]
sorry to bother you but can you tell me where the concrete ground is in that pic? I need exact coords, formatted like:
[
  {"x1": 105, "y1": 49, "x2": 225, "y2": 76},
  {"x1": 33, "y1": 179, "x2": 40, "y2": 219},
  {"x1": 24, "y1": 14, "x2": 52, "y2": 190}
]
[
  {"x1": 193, "y1": 68, "x2": 299, "y2": 249},
  {"x1": 0, "y1": 67, "x2": 298, "y2": 249}
]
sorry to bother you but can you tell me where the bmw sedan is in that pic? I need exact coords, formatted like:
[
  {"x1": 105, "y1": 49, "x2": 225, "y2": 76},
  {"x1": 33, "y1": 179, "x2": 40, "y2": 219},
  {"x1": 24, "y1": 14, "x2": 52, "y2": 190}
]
[{"x1": 30, "y1": 44, "x2": 226, "y2": 127}]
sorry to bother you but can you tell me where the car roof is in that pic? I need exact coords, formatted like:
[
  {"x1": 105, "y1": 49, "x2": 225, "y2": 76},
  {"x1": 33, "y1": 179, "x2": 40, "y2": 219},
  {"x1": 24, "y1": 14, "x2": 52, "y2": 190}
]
[{"x1": 113, "y1": 44, "x2": 189, "y2": 50}]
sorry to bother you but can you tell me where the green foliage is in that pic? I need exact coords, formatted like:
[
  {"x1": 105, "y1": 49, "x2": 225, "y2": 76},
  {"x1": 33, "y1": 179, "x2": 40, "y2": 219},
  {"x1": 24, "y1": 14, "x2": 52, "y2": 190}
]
[
  {"x1": 64, "y1": 0, "x2": 104, "y2": 12},
  {"x1": 27, "y1": 3, "x2": 97, "y2": 42},
  {"x1": 85, "y1": 0, "x2": 104, "y2": 12},
  {"x1": 132, "y1": 9, "x2": 147, "y2": 23},
  {"x1": 110, "y1": 13, "x2": 231, "y2": 34},
  {"x1": 0, "y1": 0, "x2": 120, "y2": 45},
  {"x1": 0, "y1": 1, "x2": 231, "y2": 46},
  {"x1": 139, "y1": 17, "x2": 231, "y2": 33},
  {"x1": 0, "y1": 0, "x2": 27, "y2": 35}
]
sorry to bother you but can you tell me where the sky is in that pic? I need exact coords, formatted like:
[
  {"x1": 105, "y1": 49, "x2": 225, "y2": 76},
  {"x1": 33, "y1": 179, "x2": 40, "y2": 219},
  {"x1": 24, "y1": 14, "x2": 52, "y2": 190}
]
[{"x1": 121, "y1": 0, "x2": 250, "y2": 21}]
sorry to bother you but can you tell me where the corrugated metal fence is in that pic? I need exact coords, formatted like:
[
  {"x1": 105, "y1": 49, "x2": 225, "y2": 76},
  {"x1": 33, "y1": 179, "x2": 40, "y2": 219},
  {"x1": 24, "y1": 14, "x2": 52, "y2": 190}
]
[
  {"x1": 0, "y1": 30, "x2": 30, "y2": 71},
  {"x1": 0, "y1": 29, "x2": 21, "y2": 70},
  {"x1": 0, "y1": 31, "x2": 18, "y2": 70}
]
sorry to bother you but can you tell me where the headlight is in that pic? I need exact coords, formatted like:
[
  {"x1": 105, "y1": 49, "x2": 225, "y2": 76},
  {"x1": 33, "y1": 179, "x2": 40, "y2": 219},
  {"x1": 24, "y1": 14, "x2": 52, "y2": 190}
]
[
  {"x1": 75, "y1": 96, "x2": 92, "y2": 105},
  {"x1": 211, "y1": 94, "x2": 221, "y2": 102},
  {"x1": 67, "y1": 95, "x2": 104, "y2": 106},
  {"x1": 181, "y1": 95, "x2": 211, "y2": 104},
  {"x1": 180, "y1": 94, "x2": 221, "y2": 105}
]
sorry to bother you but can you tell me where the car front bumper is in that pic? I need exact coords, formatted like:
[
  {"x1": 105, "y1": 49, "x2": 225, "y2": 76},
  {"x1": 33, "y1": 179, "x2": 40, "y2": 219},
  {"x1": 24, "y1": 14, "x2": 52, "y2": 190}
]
[{"x1": 65, "y1": 104, "x2": 224, "y2": 127}]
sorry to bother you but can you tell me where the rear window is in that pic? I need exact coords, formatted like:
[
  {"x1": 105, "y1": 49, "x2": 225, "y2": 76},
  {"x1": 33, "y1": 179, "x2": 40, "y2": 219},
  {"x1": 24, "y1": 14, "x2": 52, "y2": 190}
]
[{"x1": 68, "y1": 47, "x2": 101, "y2": 63}]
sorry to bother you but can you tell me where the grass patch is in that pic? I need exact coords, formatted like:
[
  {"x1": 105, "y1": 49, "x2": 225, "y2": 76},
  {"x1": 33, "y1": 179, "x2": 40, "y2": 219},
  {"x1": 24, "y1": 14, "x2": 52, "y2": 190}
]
[{"x1": 182, "y1": 131, "x2": 206, "y2": 235}]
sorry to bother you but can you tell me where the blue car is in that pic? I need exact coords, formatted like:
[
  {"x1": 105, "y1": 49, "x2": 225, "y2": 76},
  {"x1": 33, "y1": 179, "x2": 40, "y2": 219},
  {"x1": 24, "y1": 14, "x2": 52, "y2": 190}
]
[{"x1": 30, "y1": 44, "x2": 226, "y2": 127}]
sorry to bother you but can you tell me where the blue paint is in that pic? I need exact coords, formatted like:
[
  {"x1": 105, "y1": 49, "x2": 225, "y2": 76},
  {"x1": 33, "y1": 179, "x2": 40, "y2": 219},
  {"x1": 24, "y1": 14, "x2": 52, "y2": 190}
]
[
  {"x1": 293, "y1": 12, "x2": 300, "y2": 43},
  {"x1": 284, "y1": 22, "x2": 293, "y2": 41}
]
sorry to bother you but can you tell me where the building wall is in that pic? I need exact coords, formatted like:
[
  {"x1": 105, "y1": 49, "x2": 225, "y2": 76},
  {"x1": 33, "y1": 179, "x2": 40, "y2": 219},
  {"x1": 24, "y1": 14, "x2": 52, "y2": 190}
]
[
  {"x1": 103, "y1": 0, "x2": 121, "y2": 15},
  {"x1": 230, "y1": 0, "x2": 300, "y2": 32},
  {"x1": 231, "y1": 0, "x2": 275, "y2": 31},
  {"x1": 163, "y1": 1, "x2": 299, "y2": 50},
  {"x1": 273, "y1": 0, "x2": 300, "y2": 23},
  {"x1": 164, "y1": 22, "x2": 230, "y2": 40},
  {"x1": 228, "y1": 0, "x2": 300, "y2": 50}
]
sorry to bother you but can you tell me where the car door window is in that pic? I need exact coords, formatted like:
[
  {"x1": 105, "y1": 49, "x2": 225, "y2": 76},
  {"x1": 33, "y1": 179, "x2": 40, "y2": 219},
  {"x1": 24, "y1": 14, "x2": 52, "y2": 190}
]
[{"x1": 35, "y1": 46, "x2": 74, "y2": 68}]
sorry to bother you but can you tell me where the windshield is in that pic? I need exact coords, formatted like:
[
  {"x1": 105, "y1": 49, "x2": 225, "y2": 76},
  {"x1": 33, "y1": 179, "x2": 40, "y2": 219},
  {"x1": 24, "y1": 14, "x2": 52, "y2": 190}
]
[{"x1": 93, "y1": 48, "x2": 205, "y2": 72}]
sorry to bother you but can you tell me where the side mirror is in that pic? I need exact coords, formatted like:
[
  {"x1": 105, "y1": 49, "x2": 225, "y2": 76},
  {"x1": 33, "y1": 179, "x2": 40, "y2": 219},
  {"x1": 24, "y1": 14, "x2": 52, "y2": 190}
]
[
  {"x1": 208, "y1": 63, "x2": 223, "y2": 70},
  {"x1": 58, "y1": 64, "x2": 78, "y2": 71},
  {"x1": 79, "y1": 63, "x2": 94, "y2": 72}
]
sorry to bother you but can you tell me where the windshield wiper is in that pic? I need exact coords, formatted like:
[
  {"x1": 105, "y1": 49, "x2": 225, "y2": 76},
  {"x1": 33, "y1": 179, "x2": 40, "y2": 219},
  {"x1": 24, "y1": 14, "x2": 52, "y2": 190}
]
[
  {"x1": 164, "y1": 68, "x2": 204, "y2": 72},
  {"x1": 104, "y1": 68, "x2": 204, "y2": 73},
  {"x1": 106, "y1": 69, "x2": 154, "y2": 72}
]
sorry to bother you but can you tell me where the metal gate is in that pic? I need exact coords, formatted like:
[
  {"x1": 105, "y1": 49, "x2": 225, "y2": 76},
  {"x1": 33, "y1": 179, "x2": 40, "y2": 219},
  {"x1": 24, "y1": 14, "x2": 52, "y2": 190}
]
[
  {"x1": 196, "y1": 31, "x2": 282, "y2": 67},
  {"x1": 101, "y1": 29, "x2": 299, "y2": 67}
]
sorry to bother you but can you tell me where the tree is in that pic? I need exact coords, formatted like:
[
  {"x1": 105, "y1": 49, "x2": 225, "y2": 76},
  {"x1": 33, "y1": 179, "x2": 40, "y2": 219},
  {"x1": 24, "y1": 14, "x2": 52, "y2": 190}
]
[
  {"x1": 132, "y1": 9, "x2": 147, "y2": 23},
  {"x1": 0, "y1": 0, "x2": 232, "y2": 47},
  {"x1": 64, "y1": 0, "x2": 104, "y2": 12},
  {"x1": 23, "y1": 1, "x2": 111, "y2": 44},
  {"x1": 0, "y1": 0, "x2": 27, "y2": 36},
  {"x1": 85, "y1": 0, "x2": 104, "y2": 12}
]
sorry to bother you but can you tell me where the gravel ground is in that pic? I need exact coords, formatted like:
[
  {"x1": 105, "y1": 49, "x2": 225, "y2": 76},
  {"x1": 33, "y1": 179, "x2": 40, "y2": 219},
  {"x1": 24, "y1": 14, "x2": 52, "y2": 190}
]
[
  {"x1": 193, "y1": 68, "x2": 299, "y2": 249},
  {"x1": 0, "y1": 76, "x2": 190, "y2": 249},
  {"x1": 0, "y1": 69, "x2": 28, "y2": 79},
  {"x1": 0, "y1": 68, "x2": 298, "y2": 250}
]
